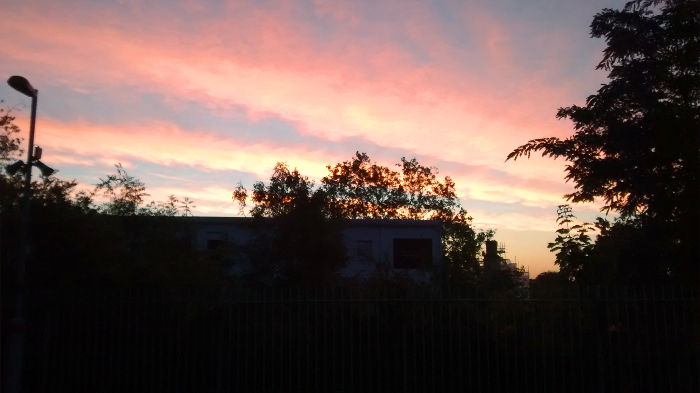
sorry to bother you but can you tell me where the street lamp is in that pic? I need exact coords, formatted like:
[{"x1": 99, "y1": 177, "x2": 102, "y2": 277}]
[
  {"x1": 7, "y1": 75, "x2": 40, "y2": 283},
  {"x1": 8, "y1": 75, "x2": 37, "y2": 97},
  {"x1": 5, "y1": 77, "x2": 54, "y2": 180},
  {"x1": 4, "y1": 75, "x2": 45, "y2": 393}
]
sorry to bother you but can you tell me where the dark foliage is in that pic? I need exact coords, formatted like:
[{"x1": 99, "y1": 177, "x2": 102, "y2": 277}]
[
  {"x1": 0, "y1": 112, "x2": 210, "y2": 289},
  {"x1": 233, "y1": 163, "x2": 345, "y2": 287},
  {"x1": 234, "y1": 153, "x2": 510, "y2": 288},
  {"x1": 321, "y1": 152, "x2": 463, "y2": 221},
  {"x1": 547, "y1": 205, "x2": 595, "y2": 281},
  {"x1": 508, "y1": 0, "x2": 699, "y2": 220},
  {"x1": 0, "y1": 102, "x2": 22, "y2": 162},
  {"x1": 322, "y1": 152, "x2": 490, "y2": 282},
  {"x1": 508, "y1": 0, "x2": 699, "y2": 285}
]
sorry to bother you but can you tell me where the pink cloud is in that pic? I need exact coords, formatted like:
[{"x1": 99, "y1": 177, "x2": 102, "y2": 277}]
[
  {"x1": 47, "y1": 153, "x2": 94, "y2": 167},
  {"x1": 37, "y1": 118, "x2": 341, "y2": 180},
  {"x1": 33, "y1": 114, "x2": 581, "y2": 216},
  {"x1": 0, "y1": 0, "x2": 607, "y2": 276},
  {"x1": 0, "y1": 1, "x2": 578, "y2": 146}
]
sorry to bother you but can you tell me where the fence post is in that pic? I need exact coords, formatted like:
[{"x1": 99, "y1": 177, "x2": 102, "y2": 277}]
[{"x1": 594, "y1": 286, "x2": 606, "y2": 393}]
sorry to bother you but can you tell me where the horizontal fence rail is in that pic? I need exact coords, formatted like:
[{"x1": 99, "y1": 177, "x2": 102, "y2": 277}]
[{"x1": 12, "y1": 287, "x2": 700, "y2": 392}]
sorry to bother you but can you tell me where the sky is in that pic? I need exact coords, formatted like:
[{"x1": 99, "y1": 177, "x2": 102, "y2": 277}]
[{"x1": 0, "y1": 0, "x2": 623, "y2": 277}]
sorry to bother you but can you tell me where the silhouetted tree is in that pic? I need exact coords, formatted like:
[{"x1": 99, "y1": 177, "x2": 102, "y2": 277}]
[
  {"x1": 530, "y1": 271, "x2": 570, "y2": 298},
  {"x1": 1, "y1": 111, "x2": 211, "y2": 288},
  {"x1": 140, "y1": 195, "x2": 197, "y2": 217},
  {"x1": 93, "y1": 163, "x2": 196, "y2": 217},
  {"x1": 507, "y1": 0, "x2": 699, "y2": 285},
  {"x1": 0, "y1": 103, "x2": 86, "y2": 213},
  {"x1": 235, "y1": 153, "x2": 491, "y2": 286},
  {"x1": 233, "y1": 163, "x2": 344, "y2": 287},
  {"x1": 0, "y1": 101, "x2": 22, "y2": 162},
  {"x1": 442, "y1": 215, "x2": 490, "y2": 285},
  {"x1": 94, "y1": 163, "x2": 148, "y2": 215},
  {"x1": 322, "y1": 152, "x2": 488, "y2": 281},
  {"x1": 322, "y1": 152, "x2": 462, "y2": 220},
  {"x1": 548, "y1": 205, "x2": 595, "y2": 281},
  {"x1": 583, "y1": 217, "x2": 676, "y2": 286}
]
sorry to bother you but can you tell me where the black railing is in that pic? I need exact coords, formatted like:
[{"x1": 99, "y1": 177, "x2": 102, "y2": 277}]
[{"x1": 16, "y1": 287, "x2": 700, "y2": 392}]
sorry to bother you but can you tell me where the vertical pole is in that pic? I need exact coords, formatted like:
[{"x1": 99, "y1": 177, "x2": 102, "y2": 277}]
[
  {"x1": 19, "y1": 91, "x2": 37, "y2": 288},
  {"x1": 6, "y1": 91, "x2": 37, "y2": 393}
]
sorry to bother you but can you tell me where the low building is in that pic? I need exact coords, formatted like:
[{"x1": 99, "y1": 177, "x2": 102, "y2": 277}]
[
  {"x1": 186, "y1": 217, "x2": 443, "y2": 282},
  {"x1": 340, "y1": 219, "x2": 442, "y2": 282}
]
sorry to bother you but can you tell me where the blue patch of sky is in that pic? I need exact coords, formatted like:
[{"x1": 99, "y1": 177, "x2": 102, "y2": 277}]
[
  {"x1": 292, "y1": 0, "x2": 458, "y2": 66},
  {"x1": 35, "y1": 84, "x2": 234, "y2": 127},
  {"x1": 68, "y1": 0, "x2": 228, "y2": 25},
  {"x1": 32, "y1": 82, "x2": 468, "y2": 167},
  {"x1": 426, "y1": 2, "x2": 502, "y2": 74},
  {"x1": 47, "y1": 156, "x2": 116, "y2": 187},
  {"x1": 485, "y1": 0, "x2": 623, "y2": 28},
  {"x1": 429, "y1": 1, "x2": 477, "y2": 49},
  {"x1": 32, "y1": 84, "x2": 314, "y2": 146},
  {"x1": 48, "y1": 148, "x2": 261, "y2": 195},
  {"x1": 127, "y1": 159, "x2": 260, "y2": 189},
  {"x1": 485, "y1": 0, "x2": 620, "y2": 80}
]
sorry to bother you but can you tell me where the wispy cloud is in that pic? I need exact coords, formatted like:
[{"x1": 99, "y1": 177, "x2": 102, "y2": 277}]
[
  {"x1": 0, "y1": 0, "x2": 619, "y2": 273},
  {"x1": 37, "y1": 118, "x2": 337, "y2": 179}
]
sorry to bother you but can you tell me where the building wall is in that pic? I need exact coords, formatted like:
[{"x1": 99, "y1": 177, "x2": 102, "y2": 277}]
[
  {"x1": 340, "y1": 219, "x2": 442, "y2": 281},
  {"x1": 193, "y1": 220, "x2": 257, "y2": 251},
  {"x1": 188, "y1": 217, "x2": 442, "y2": 281}
]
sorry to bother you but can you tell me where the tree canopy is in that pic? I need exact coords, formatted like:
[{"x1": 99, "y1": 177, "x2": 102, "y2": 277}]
[
  {"x1": 0, "y1": 102, "x2": 22, "y2": 162},
  {"x1": 234, "y1": 152, "x2": 493, "y2": 285},
  {"x1": 95, "y1": 163, "x2": 195, "y2": 216},
  {"x1": 507, "y1": 0, "x2": 699, "y2": 284},
  {"x1": 321, "y1": 152, "x2": 464, "y2": 221},
  {"x1": 233, "y1": 162, "x2": 345, "y2": 286},
  {"x1": 508, "y1": 0, "x2": 698, "y2": 221},
  {"x1": 322, "y1": 153, "x2": 489, "y2": 281},
  {"x1": 547, "y1": 205, "x2": 595, "y2": 281}
]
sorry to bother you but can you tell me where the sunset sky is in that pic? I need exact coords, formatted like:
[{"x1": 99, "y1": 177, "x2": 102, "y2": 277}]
[{"x1": 0, "y1": 0, "x2": 623, "y2": 276}]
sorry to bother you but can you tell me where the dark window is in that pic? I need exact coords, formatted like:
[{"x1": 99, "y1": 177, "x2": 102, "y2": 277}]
[
  {"x1": 206, "y1": 232, "x2": 227, "y2": 250},
  {"x1": 207, "y1": 239, "x2": 224, "y2": 250},
  {"x1": 393, "y1": 238, "x2": 432, "y2": 269}
]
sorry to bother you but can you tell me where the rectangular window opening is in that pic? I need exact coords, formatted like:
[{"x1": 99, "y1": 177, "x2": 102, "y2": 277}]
[
  {"x1": 393, "y1": 238, "x2": 432, "y2": 269},
  {"x1": 206, "y1": 232, "x2": 227, "y2": 250}
]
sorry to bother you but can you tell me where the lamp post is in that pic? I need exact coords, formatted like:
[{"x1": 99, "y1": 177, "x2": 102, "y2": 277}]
[
  {"x1": 8, "y1": 75, "x2": 38, "y2": 288},
  {"x1": 5, "y1": 75, "x2": 39, "y2": 393}
]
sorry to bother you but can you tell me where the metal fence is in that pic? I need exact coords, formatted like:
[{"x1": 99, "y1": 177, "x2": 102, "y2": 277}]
[{"x1": 17, "y1": 287, "x2": 700, "y2": 392}]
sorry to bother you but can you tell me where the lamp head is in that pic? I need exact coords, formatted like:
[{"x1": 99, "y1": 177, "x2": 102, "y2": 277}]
[
  {"x1": 33, "y1": 160, "x2": 54, "y2": 177},
  {"x1": 5, "y1": 160, "x2": 25, "y2": 175},
  {"x1": 7, "y1": 75, "x2": 37, "y2": 98}
]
